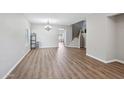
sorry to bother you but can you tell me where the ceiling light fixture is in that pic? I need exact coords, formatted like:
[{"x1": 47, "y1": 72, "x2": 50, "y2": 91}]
[{"x1": 44, "y1": 20, "x2": 52, "y2": 31}]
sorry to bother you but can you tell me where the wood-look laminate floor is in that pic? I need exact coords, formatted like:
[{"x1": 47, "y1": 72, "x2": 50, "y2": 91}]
[{"x1": 7, "y1": 44, "x2": 124, "y2": 79}]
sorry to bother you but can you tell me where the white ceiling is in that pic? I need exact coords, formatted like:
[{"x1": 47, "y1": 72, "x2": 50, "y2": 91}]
[{"x1": 24, "y1": 13, "x2": 89, "y2": 25}]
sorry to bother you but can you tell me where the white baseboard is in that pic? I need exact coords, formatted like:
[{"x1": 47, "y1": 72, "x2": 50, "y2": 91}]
[
  {"x1": 86, "y1": 54, "x2": 107, "y2": 63},
  {"x1": 106, "y1": 59, "x2": 124, "y2": 64},
  {"x1": 39, "y1": 46, "x2": 58, "y2": 48},
  {"x1": 106, "y1": 59, "x2": 117, "y2": 63},
  {"x1": 115, "y1": 59, "x2": 124, "y2": 64},
  {"x1": 2, "y1": 49, "x2": 31, "y2": 79},
  {"x1": 39, "y1": 45, "x2": 58, "y2": 48},
  {"x1": 86, "y1": 54, "x2": 124, "y2": 64},
  {"x1": 39, "y1": 42, "x2": 58, "y2": 48},
  {"x1": 66, "y1": 45, "x2": 80, "y2": 48}
]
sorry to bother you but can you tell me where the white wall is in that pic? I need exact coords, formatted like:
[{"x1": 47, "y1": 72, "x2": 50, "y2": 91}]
[
  {"x1": 115, "y1": 14, "x2": 124, "y2": 61},
  {"x1": 86, "y1": 13, "x2": 124, "y2": 63},
  {"x1": 31, "y1": 24, "x2": 59, "y2": 48},
  {"x1": 31, "y1": 24, "x2": 71, "y2": 48},
  {"x1": 0, "y1": 14, "x2": 31, "y2": 78},
  {"x1": 65, "y1": 25, "x2": 72, "y2": 46},
  {"x1": 105, "y1": 16, "x2": 116, "y2": 61},
  {"x1": 86, "y1": 14, "x2": 107, "y2": 61},
  {"x1": 86, "y1": 14, "x2": 116, "y2": 62}
]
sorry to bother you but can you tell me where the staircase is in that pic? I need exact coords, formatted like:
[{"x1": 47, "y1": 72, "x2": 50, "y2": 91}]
[
  {"x1": 68, "y1": 31, "x2": 83, "y2": 48},
  {"x1": 67, "y1": 37, "x2": 80, "y2": 48}
]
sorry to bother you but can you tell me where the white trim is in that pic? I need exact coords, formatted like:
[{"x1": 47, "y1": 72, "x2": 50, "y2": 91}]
[
  {"x1": 115, "y1": 59, "x2": 124, "y2": 64},
  {"x1": 67, "y1": 46, "x2": 80, "y2": 48},
  {"x1": 106, "y1": 59, "x2": 117, "y2": 63},
  {"x1": 86, "y1": 54, "x2": 107, "y2": 63},
  {"x1": 86, "y1": 54, "x2": 124, "y2": 64},
  {"x1": 106, "y1": 59, "x2": 124, "y2": 64},
  {"x1": 2, "y1": 49, "x2": 31, "y2": 79},
  {"x1": 39, "y1": 46, "x2": 58, "y2": 48}
]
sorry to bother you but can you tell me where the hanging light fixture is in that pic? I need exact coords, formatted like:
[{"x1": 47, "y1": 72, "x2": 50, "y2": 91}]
[{"x1": 44, "y1": 20, "x2": 52, "y2": 31}]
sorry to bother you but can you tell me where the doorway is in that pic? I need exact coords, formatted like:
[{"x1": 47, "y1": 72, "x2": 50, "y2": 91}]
[{"x1": 58, "y1": 29, "x2": 66, "y2": 48}]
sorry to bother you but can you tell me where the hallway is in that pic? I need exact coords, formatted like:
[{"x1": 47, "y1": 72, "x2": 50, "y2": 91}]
[{"x1": 7, "y1": 47, "x2": 124, "y2": 79}]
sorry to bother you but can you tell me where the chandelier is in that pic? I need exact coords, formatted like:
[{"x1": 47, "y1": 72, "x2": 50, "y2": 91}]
[{"x1": 44, "y1": 20, "x2": 52, "y2": 31}]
